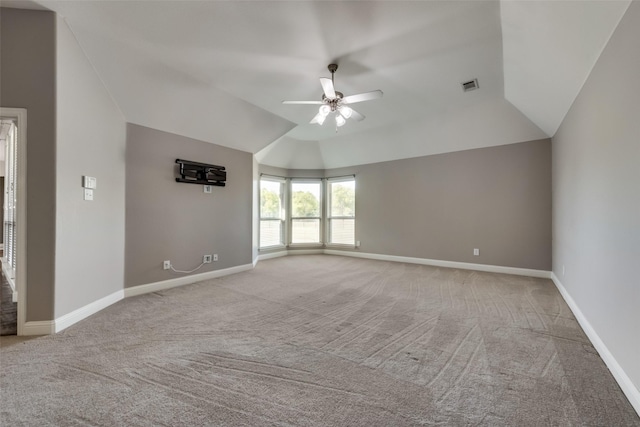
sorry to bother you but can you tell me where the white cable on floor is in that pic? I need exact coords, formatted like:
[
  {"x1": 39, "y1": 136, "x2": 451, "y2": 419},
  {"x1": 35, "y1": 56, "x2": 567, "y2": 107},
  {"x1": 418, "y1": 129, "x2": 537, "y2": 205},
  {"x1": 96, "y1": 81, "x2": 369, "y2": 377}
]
[{"x1": 170, "y1": 262, "x2": 205, "y2": 274}]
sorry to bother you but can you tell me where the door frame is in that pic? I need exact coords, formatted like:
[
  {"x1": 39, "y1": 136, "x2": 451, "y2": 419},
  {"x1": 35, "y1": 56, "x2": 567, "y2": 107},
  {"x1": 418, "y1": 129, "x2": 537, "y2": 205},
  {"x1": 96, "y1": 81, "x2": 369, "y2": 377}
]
[{"x1": 1, "y1": 107, "x2": 27, "y2": 336}]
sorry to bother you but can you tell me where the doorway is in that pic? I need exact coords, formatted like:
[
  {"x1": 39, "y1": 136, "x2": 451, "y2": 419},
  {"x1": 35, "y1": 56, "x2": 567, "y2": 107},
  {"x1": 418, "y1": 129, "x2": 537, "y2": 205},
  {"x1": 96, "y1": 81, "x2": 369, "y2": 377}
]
[{"x1": 0, "y1": 108, "x2": 27, "y2": 336}]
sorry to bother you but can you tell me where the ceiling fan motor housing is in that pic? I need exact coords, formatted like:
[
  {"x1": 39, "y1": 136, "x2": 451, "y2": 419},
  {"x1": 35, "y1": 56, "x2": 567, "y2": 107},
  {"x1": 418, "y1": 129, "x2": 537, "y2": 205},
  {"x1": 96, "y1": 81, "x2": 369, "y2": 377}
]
[{"x1": 322, "y1": 91, "x2": 344, "y2": 111}]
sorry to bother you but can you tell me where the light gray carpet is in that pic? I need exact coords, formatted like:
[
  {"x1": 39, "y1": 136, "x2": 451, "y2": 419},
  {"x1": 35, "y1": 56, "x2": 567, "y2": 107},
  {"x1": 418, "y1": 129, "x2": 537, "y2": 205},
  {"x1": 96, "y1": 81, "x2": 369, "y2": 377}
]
[{"x1": 1, "y1": 255, "x2": 638, "y2": 426}]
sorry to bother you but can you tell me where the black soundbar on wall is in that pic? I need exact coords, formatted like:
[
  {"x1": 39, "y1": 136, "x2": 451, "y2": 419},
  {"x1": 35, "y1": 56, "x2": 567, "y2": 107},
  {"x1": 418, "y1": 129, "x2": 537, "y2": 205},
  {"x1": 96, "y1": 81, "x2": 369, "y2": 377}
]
[{"x1": 175, "y1": 159, "x2": 226, "y2": 186}]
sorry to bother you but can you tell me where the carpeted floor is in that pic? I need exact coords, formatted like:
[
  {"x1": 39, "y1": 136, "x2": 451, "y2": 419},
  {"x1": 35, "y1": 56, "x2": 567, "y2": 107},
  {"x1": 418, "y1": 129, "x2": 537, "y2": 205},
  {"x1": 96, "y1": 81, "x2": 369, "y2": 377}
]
[{"x1": 1, "y1": 255, "x2": 638, "y2": 426}]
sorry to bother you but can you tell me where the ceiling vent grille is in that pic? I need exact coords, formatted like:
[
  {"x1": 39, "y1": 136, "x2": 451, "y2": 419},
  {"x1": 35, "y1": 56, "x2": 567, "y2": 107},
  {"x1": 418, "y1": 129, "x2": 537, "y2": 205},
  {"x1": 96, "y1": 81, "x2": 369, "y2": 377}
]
[{"x1": 461, "y1": 79, "x2": 479, "y2": 92}]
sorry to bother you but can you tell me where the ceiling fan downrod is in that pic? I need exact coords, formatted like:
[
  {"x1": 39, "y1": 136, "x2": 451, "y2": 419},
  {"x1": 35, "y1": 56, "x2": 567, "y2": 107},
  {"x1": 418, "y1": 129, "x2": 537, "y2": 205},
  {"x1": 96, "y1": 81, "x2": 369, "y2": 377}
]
[{"x1": 328, "y1": 63, "x2": 338, "y2": 85}]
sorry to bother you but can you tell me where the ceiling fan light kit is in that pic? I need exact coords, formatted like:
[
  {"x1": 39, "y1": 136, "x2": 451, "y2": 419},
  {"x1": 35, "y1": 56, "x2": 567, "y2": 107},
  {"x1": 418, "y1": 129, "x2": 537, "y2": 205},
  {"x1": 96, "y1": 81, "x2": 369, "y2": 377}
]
[{"x1": 283, "y1": 63, "x2": 383, "y2": 131}]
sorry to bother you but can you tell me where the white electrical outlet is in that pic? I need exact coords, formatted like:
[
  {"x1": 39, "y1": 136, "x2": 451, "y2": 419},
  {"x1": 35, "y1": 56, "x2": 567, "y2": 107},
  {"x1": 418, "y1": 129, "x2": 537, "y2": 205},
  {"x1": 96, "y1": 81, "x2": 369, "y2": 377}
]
[
  {"x1": 473, "y1": 248, "x2": 480, "y2": 256},
  {"x1": 83, "y1": 188, "x2": 94, "y2": 201},
  {"x1": 204, "y1": 185, "x2": 212, "y2": 193},
  {"x1": 355, "y1": 241, "x2": 361, "y2": 248},
  {"x1": 163, "y1": 260, "x2": 171, "y2": 270},
  {"x1": 203, "y1": 255, "x2": 212, "y2": 263},
  {"x1": 213, "y1": 254, "x2": 218, "y2": 262}
]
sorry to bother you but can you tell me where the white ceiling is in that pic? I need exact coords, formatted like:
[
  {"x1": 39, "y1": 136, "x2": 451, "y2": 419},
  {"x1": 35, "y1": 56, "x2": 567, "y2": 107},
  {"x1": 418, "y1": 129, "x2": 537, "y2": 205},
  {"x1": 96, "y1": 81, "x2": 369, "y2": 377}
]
[{"x1": 18, "y1": 0, "x2": 631, "y2": 168}]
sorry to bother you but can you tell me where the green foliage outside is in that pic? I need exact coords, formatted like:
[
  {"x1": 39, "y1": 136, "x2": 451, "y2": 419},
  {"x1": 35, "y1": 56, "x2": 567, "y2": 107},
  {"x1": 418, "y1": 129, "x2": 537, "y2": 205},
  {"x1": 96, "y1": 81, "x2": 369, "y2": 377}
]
[
  {"x1": 331, "y1": 184, "x2": 355, "y2": 216},
  {"x1": 262, "y1": 182, "x2": 354, "y2": 218},
  {"x1": 292, "y1": 191, "x2": 319, "y2": 217},
  {"x1": 261, "y1": 188, "x2": 280, "y2": 218}
]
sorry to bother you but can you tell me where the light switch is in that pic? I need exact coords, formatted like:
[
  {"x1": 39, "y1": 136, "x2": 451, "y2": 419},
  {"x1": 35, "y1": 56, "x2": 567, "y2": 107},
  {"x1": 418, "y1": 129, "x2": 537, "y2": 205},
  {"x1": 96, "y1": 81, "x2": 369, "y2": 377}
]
[
  {"x1": 84, "y1": 188, "x2": 94, "y2": 201},
  {"x1": 83, "y1": 176, "x2": 97, "y2": 189}
]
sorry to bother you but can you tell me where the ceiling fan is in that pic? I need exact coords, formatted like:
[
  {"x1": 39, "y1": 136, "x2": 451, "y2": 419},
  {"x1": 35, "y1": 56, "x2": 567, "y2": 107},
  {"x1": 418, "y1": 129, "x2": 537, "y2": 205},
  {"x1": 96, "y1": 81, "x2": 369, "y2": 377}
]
[{"x1": 282, "y1": 63, "x2": 383, "y2": 129}]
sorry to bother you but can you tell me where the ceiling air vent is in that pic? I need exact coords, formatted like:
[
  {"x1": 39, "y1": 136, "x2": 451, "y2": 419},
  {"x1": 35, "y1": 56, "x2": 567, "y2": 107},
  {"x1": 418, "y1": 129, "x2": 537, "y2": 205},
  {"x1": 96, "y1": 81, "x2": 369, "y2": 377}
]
[{"x1": 461, "y1": 79, "x2": 479, "y2": 92}]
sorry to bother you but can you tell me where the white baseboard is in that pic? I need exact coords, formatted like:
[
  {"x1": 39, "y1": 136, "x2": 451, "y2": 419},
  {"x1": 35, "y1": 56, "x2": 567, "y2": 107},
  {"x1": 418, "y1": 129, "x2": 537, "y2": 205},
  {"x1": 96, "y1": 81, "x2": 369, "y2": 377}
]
[
  {"x1": 55, "y1": 290, "x2": 125, "y2": 333},
  {"x1": 323, "y1": 250, "x2": 551, "y2": 279},
  {"x1": 21, "y1": 264, "x2": 253, "y2": 336},
  {"x1": 22, "y1": 320, "x2": 55, "y2": 336},
  {"x1": 257, "y1": 249, "x2": 324, "y2": 262},
  {"x1": 124, "y1": 263, "x2": 254, "y2": 298},
  {"x1": 551, "y1": 273, "x2": 640, "y2": 415},
  {"x1": 257, "y1": 249, "x2": 550, "y2": 279},
  {"x1": 287, "y1": 249, "x2": 325, "y2": 256},
  {"x1": 257, "y1": 251, "x2": 289, "y2": 261},
  {"x1": 21, "y1": 289, "x2": 125, "y2": 336}
]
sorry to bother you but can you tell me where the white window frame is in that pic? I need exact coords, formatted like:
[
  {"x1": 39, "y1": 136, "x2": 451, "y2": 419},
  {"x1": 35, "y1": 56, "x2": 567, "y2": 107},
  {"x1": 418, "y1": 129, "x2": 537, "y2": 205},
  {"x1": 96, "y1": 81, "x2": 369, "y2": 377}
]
[
  {"x1": 289, "y1": 178, "x2": 323, "y2": 247},
  {"x1": 259, "y1": 176, "x2": 286, "y2": 249},
  {"x1": 326, "y1": 176, "x2": 356, "y2": 247}
]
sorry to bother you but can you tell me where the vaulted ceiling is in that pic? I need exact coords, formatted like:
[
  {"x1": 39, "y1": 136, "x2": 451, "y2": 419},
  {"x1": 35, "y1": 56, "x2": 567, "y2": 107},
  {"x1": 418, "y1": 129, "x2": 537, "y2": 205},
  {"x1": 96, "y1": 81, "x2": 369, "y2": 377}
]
[{"x1": 9, "y1": 0, "x2": 631, "y2": 169}]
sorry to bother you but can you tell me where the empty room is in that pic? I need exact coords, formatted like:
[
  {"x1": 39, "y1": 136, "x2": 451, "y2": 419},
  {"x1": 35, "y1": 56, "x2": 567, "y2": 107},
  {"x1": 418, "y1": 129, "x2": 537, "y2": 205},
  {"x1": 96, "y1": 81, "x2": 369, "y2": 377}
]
[{"x1": 1, "y1": 0, "x2": 638, "y2": 425}]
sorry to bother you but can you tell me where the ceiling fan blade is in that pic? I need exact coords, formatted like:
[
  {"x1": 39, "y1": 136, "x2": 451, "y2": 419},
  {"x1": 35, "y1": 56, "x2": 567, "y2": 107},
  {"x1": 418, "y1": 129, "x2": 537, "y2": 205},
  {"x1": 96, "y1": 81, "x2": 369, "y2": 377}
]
[
  {"x1": 342, "y1": 90, "x2": 383, "y2": 104},
  {"x1": 282, "y1": 100, "x2": 323, "y2": 105},
  {"x1": 320, "y1": 77, "x2": 336, "y2": 99},
  {"x1": 349, "y1": 108, "x2": 365, "y2": 121}
]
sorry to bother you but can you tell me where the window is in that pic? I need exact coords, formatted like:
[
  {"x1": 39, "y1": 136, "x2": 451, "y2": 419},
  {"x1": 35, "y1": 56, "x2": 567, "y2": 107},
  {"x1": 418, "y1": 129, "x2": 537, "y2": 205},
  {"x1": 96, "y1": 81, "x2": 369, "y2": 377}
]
[
  {"x1": 328, "y1": 178, "x2": 355, "y2": 245},
  {"x1": 290, "y1": 180, "x2": 322, "y2": 244},
  {"x1": 259, "y1": 177, "x2": 285, "y2": 248}
]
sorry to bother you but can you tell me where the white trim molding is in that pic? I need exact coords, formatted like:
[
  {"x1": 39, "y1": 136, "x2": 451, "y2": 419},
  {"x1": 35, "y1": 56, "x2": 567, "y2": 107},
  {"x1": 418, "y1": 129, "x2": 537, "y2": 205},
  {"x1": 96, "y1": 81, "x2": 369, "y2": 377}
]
[
  {"x1": 20, "y1": 290, "x2": 125, "y2": 336},
  {"x1": 257, "y1": 249, "x2": 550, "y2": 278},
  {"x1": 54, "y1": 290, "x2": 124, "y2": 333},
  {"x1": 326, "y1": 249, "x2": 551, "y2": 278},
  {"x1": 257, "y1": 249, "x2": 324, "y2": 262},
  {"x1": 21, "y1": 264, "x2": 254, "y2": 335},
  {"x1": 254, "y1": 249, "x2": 551, "y2": 279},
  {"x1": 21, "y1": 320, "x2": 55, "y2": 336},
  {"x1": 124, "y1": 263, "x2": 254, "y2": 298},
  {"x1": 551, "y1": 273, "x2": 640, "y2": 415}
]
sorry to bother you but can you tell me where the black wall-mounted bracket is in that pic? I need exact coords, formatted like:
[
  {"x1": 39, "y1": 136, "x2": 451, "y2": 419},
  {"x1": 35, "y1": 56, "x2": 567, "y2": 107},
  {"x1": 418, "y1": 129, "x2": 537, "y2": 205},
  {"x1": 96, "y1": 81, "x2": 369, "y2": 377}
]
[{"x1": 175, "y1": 158, "x2": 226, "y2": 187}]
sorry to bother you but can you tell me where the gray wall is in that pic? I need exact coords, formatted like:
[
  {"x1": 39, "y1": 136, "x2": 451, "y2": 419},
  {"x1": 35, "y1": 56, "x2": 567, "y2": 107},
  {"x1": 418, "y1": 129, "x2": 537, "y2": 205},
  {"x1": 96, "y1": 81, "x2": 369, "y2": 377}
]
[
  {"x1": 0, "y1": 8, "x2": 57, "y2": 321},
  {"x1": 328, "y1": 140, "x2": 551, "y2": 270},
  {"x1": 259, "y1": 139, "x2": 551, "y2": 271},
  {"x1": 54, "y1": 16, "x2": 126, "y2": 317},
  {"x1": 126, "y1": 124, "x2": 253, "y2": 287},
  {"x1": 553, "y1": 0, "x2": 640, "y2": 392}
]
